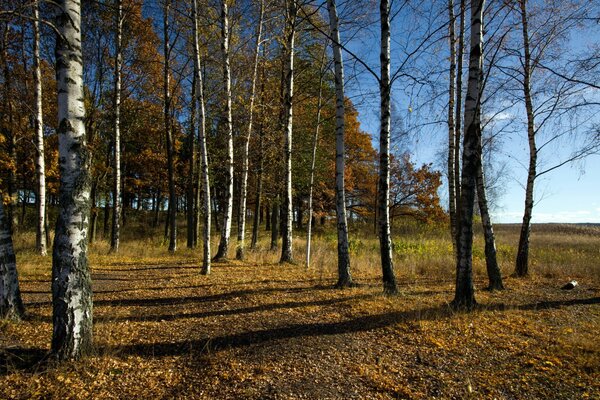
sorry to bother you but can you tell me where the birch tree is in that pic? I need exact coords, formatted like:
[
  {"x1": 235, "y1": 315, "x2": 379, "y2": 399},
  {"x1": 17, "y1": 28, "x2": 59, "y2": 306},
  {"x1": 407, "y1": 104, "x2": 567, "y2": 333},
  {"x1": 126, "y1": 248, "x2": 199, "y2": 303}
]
[
  {"x1": 452, "y1": 0, "x2": 484, "y2": 309},
  {"x1": 305, "y1": 48, "x2": 326, "y2": 269},
  {"x1": 33, "y1": 0, "x2": 46, "y2": 256},
  {"x1": 0, "y1": 198, "x2": 24, "y2": 320},
  {"x1": 192, "y1": 0, "x2": 211, "y2": 274},
  {"x1": 163, "y1": 0, "x2": 177, "y2": 253},
  {"x1": 378, "y1": 0, "x2": 397, "y2": 294},
  {"x1": 236, "y1": 0, "x2": 264, "y2": 260},
  {"x1": 327, "y1": 0, "x2": 352, "y2": 287},
  {"x1": 447, "y1": 0, "x2": 458, "y2": 254},
  {"x1": 52, "y1": 0, "x2": 94, "y2": 359},
  {"x1": 279, "y1": 0, "x2": 297, "y2": 264},
  {"x1": 214, "y1": 0, "x2": 234, "y2": 261},
  {"x1": 110, "y1": 0, "x2": 123, "y2": 253}
]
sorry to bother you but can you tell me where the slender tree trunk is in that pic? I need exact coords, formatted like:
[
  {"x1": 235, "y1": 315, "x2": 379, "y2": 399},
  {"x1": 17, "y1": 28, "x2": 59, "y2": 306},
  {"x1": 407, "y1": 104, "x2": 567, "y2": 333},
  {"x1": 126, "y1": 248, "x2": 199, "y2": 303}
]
[
  {"x1": 192, "y1": 0, "x2": 212, "y2": 274},
  {"x1": 163, "y1": 0, "x2": 177, "y2": 253},
  {"x1": 251, "y1": 66, "x2": 266, "y2": 250},
  {"x1": 452, "y1": 0, "x2": 484, "y2": 310},
  {"x1": 476, "y1": 153, "x2": 503, "y2": 290},
  {"x1": 305, "y1": 49, "x2": 326, "y2": 269},
  {"x1": 515, "y1": 0, "x2": 536, "y2": 277},
  {"x1": 447, "y1": 0, "x2": 458, "y2": 254},
  {"x1": 454, "y1": 0, "x2": 465, "y2": 244},
  {"x1": 378, "y1": 0, "x2": 397, "y2": 294},
  {"x1": 33, "y1": 0, "x2": 47, "y2": 255},
  {"x1": 280, "y1": 0, "x2": 296, "y2": 264},
  {"x1": 52, "y1": 0, "x2": 93, "y2": 359},
  {"x1": 153, "y1": 190, "x2": 161, "y2": 228},
  {"x1": 236, "y1": 0, "x2": 264, "y2": 260},
  {"x1": 89, "y1": 181, "x2": 98, "y2": 244},
  {"x1": 214, "y1": 0, "x2": 234, "y2": 261},
  {"x1": 187, "y1": 73, "x2": 197, "y2": 249},
  {"x1": 1, "y1": 27, "x2": 16, "y2": 234},
  {"x1": 0, "y1": 199, "x2": 24, "y2": 320},
  {"x1": 110, "y1": 0, "x2": 123, "y2": 253},
  {"x1": 328, "y1": 0, "x2": 352, "y2": 287},
  {"x1": 270, "y1": 196, "x2": 280, "y2": 251},
  {"x1": 265, "y1": 201, "x2": 271, "y2": 231}
]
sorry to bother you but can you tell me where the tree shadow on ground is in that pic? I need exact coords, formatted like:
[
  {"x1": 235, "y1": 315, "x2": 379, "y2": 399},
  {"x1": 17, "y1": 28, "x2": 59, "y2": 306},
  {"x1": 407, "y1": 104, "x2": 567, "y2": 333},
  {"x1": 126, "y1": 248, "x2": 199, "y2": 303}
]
[{"x1": 3, "y1": 296, "x2": 598, "y2": 374}]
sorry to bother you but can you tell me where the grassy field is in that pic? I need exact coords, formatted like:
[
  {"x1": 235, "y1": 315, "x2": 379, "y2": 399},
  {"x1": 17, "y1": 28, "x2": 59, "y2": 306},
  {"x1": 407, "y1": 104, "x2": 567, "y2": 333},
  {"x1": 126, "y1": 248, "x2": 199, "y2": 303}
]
[{"x1": 1, "y1": 220, "x2": 599, "y2": 399}]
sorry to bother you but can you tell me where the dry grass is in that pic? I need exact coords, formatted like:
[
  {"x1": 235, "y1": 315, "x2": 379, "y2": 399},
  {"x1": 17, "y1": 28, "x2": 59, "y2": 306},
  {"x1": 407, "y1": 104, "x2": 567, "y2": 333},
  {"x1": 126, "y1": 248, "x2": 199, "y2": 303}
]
[{"x1": 1, "y1": 222, "x2": 599, "y2": 399}]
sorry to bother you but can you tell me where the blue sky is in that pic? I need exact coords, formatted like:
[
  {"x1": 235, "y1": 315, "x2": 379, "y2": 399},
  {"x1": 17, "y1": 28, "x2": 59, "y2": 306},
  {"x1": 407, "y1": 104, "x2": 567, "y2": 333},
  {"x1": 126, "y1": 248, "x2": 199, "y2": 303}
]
[{"x1": 337, "y1": 1, "x2": 600, "y2": 224}]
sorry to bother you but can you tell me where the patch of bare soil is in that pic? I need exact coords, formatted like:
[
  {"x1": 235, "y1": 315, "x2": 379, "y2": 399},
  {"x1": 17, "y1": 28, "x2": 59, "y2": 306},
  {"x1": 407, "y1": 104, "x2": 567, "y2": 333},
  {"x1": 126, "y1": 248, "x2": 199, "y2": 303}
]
[{"x1": 1, "y1": 260, "x2": 599, "y2": 399}]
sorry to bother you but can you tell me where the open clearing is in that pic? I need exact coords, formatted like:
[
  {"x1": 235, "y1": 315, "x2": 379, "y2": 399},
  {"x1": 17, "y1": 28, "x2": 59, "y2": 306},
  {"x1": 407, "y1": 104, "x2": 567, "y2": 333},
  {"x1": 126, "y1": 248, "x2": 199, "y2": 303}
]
[{"x1": 1, "y1": 225, "x2": 600, "y2": 399}]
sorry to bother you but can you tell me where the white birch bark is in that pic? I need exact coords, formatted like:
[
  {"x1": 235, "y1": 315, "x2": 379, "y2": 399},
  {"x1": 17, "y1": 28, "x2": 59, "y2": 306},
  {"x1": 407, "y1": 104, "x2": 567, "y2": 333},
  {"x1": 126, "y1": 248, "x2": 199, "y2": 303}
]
[
  {"x1": 454, "y1": 0, "x2": 465, "y2": 232},
  {"x1": 110, "y1": 0, "x2": 123, "y2": 253},
  {"x1": 447, "y1": 0, "x2": 458, "y2": 254},
  {"x1": 378, "y1": 0, "x2": 397, "y2": 294},
  {"x1": 279, "y1": 0, "x2": 296, "y2": 264},
  {"x1": 515, "y1": 0, "x2": 536, "y2": 277},
  {"x1": 236, "y1": 0, "x2": 264, "y2": 260},
  {"x1": 452, "y1": 0, "x2": 484, "y2": 309},
  {"x1": 33, "y1": 0, "x2": 47, "y2": 256},
  {"x1": 52, "y1": 0, "x2": 94, "y2": 359},
  {"x1": 192, "y1": 0, "x2": 212, "y2": 274},
  {"x1": 305, "y1": 49, "x2": 326, "y2": 269},
  {"x1": 0, "y1": 199, "x2": 24, "y2": 320},
  {"x1": 327, "y1": 0, "x2": 352, "y2": 287},
  {"x1": 215, "y1": 0, "x2": 234, "y2": 261}
]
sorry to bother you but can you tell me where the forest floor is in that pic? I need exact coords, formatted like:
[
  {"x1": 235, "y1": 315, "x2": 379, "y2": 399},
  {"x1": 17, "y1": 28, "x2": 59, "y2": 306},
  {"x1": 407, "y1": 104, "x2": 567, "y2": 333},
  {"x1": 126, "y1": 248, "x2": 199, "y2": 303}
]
[{"x1": 1, "y1": 225, "x2": 600, "y2": 399}]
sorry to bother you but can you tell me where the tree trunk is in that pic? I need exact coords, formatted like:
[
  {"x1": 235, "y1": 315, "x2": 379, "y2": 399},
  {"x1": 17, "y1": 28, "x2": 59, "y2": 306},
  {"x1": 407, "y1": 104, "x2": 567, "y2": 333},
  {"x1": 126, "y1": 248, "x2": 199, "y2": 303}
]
[
  {"x1": 187, "y1": 73, "x2": 197, "y2": 249},
  {"x1": 214, "y1": 0, "x2": 234, "y2": 261},
  {"x1": 52, "y1": 0, "x2": 94, "y2": 359},
  {"x1": 328, "y1": 0, "x2": 352, "y2": 287},
  {"x1": 163, "y1": 0, "x2": 177, "y2": 253},
  {"x1": 110, "y1": 0, "x2": 123, "y2": 253},
  {"x1": 270, "y1": 196, "x2": 279, "y2": 251},
  {"x1": 475, "y1": 147, "x2": 503, "y2": 290},
  {"x1": 1, "y1": 28, "x2": 16, "y2": 234},
  {"x1": 378, "y1": 0, "x2": 397, "y2": 294},
  {"x1": 265, "y1": 201, "x2": 271, "y2": 231},
  {"x1": 192, "y1": 0, "x2": 212, "y2": 274},
  {"x1": 515, "y1": 0, "x2": 536, "y2": 277},
  {"x1": 452, "y1": 0, "x2": 484, "y2": 310},
  {"x1": 89, "y1": 181, "x2": 98, "y2": 244},
  {"x1": 454, "y1": 0, "x2": 465, "y2": 239},
  {"x1": 153, "y1": 190, "x2": 161, "y2": 228},
  {"x1": 305, "y1": 60, "x2": 322, "y2": 268},
  {"x1": 251, "y1": 65, "x2": 266, "y2": 250},
  {"x1": 237, "y1": 0, "x2": 264, "y2": 260},
  {"x1": 447, "y1": 0, "x2": 458, "y2": 254},
  {"x1": 0, "y1": 199, "x2": 24, "y2": 320},
  {"x1": 280, "y1": 0, "x2": 296, "y2": 264},
  {"x1": 33, "y1": 0, "x2": 47, "y2": 255}
]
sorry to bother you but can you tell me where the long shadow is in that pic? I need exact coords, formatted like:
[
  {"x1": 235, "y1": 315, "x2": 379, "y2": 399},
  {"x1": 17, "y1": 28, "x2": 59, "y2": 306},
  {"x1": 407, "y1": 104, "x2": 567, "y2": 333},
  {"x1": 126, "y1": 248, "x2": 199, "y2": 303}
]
[
  {"x1": 92, "y1": 265, "x2": 199, "y2": 273},
  {"x1": 4, "y1": 296, "x2": 599, "y2": 373},
  {"x1": 109, "y1": 295, "x2": 600, "y2": 357},
  {"x1": 95, "y1": 294, "x2": 373, "y2": 323},
  {"x1": 511, "y1": 296, "x2": 600, "y2": 311},
  {"x1": 22, "y1": 284, "x2": 213, "y2": 295},
  {"x1": 111, "y1": 305, "x2": 451, "y2": 357},
  {"x1": 91, "y1": 272, "x2": 199, "y2": 282},
  {"x1": 24, "y1": 284, "x2": 334, "y2": 309}
]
